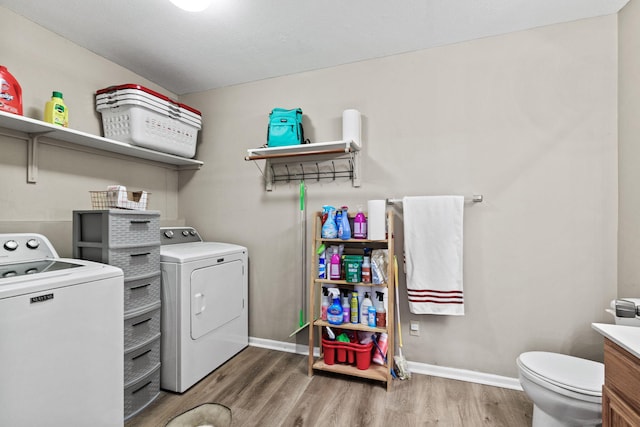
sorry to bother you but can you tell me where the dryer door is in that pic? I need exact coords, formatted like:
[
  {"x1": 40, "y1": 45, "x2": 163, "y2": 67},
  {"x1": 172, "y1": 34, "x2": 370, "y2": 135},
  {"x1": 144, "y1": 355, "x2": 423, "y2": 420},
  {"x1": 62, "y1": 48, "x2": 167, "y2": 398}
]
[{"x1": 190, "y1": 259, "x2": 244, "y2": 340}]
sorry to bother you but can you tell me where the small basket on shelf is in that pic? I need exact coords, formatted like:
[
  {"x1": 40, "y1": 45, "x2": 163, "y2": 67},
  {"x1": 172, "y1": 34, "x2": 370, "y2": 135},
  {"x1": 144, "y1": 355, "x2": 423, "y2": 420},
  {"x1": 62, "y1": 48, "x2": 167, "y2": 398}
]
[{"x1": 90, "y1": 186, "x2": 150, "y2": 210}]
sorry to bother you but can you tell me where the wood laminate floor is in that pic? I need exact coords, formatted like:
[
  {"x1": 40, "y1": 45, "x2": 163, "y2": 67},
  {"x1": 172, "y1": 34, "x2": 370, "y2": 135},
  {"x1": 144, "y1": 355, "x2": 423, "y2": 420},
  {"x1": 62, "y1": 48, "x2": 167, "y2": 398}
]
[{"x1": 125, "y1": 346, "x2": 533, "y2": 427}]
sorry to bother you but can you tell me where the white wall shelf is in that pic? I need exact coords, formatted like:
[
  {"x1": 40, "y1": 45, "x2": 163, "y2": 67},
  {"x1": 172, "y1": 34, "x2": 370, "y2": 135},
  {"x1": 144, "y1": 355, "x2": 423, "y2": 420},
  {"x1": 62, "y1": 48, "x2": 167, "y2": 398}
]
[{"x1": 0, "y1": 110, "x2": 203, "y2": 183}]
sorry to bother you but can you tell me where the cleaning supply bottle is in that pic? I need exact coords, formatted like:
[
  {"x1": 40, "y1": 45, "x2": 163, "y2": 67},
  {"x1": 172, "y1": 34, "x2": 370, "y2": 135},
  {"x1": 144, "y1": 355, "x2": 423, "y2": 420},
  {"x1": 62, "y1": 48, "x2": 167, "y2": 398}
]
[
  {"x1": 360, "y1": 292, "x2": 373, "y2": 325},
  {"x1": 0, "y1": 66, "x2": 22, "y2": 115},
  {"x1": 321, "y1": 288, "x2": 330, "y2": 321},
  {"x1": 317, "y1": 245, "x2": 326, "y2": 279},
  {"x1": 350, "y1": 290, "x2": 359, "y2": 324},
  {"x1": 329, "y1": 247, "x2": 341, "y2": 280},
  {"x1": 375, "y1": 291, "x2": 387, "y2": 328},
  {"x1": 321, "y1": 207, "x2": 338, "y2": 238},
  {"x1": 368, "y1": 305, "x2": 377, "y2": 327},
  {"x1": 353, "y1": 206, "x2": 367, "y2": 239},
  {"x1": 338, "y1": 206, "x2": 351, "y2": 240},
  {"x1": 372, "y1": 333, "x2": 388, "y2": 365},
  {"x1": 44, "y1": 91, "x2": 68, "y2": 127},
  {"x1": 361, "y1": 256, "x2": 371, "y2": 284},
  {"x1": 335, "y1": 208, "x2": 343, "y2": 236},
  {"x1": 326, "y1": 288, "x2": 343, "y2": 325},
  {"x1": 341, "y1": 289, "x2": 350, "y2": 324}
]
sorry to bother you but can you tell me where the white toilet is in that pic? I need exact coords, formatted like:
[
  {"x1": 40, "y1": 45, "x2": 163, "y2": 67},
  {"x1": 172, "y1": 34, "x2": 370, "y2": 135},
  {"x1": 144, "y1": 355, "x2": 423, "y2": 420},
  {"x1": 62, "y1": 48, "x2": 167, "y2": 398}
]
[{"x1": 517, "y1": 351, "x2": 604, "y2": 427}]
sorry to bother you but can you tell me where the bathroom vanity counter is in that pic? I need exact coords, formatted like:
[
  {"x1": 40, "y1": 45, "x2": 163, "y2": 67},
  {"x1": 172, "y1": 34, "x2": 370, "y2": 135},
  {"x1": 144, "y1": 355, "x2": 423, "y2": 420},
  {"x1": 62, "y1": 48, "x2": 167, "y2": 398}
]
[
  {"x1": 592, "y1": 322, "x2": 640, "y2": 426},
  {"x1": 592, "y1": 323, "x2": 640, "y2": 359}
]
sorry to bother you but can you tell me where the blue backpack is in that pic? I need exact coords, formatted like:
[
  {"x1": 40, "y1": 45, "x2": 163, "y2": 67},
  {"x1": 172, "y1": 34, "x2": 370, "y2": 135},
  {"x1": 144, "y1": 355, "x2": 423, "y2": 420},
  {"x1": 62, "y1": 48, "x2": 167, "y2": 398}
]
[{"x1": 267, "y1": 108, "x2": 305, "y2": 147}]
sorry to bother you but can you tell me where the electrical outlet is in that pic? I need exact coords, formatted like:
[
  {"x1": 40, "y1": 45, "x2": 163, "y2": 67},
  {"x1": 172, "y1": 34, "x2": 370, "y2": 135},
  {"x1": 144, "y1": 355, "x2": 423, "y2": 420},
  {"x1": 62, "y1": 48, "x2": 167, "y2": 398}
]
[{"x1": 410, "y1": 321, "x2": 419, "y2": 336}]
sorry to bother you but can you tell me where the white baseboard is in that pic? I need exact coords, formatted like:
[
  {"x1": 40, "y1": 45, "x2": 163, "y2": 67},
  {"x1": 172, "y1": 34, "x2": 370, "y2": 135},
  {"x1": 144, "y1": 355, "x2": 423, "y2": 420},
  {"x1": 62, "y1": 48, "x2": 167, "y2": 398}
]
[{"x1": 248, "y1": 336, "x2": 522, "y2": 391}]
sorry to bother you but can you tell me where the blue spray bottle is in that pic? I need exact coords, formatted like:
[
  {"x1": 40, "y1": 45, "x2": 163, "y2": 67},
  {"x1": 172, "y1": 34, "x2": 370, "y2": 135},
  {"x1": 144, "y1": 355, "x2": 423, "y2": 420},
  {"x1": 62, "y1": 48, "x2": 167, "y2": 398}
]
[
  {"x1": 321, "y1": 206, "x2": 338, "y2": 238},
  {"x1": 326, "y1": 288, "x2": 343, "y2": 325},
  {"x1": 338, "y1": 206, "x2": 351, "y2": 240}
]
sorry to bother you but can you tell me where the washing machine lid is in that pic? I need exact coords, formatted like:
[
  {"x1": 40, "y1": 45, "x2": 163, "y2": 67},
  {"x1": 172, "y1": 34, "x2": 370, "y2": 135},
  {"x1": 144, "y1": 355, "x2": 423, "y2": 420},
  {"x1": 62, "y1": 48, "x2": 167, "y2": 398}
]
[
  {"x1": 160, "y1": 242, "x2": 247, "y2": 263},
  {"x1": 518, "y1": 351, "x2": 603, "y2": 396}
]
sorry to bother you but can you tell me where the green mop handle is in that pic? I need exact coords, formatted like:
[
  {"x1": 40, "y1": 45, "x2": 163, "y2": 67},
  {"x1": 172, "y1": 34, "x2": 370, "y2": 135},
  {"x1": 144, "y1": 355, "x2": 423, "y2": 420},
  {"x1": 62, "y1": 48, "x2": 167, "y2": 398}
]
[{"x1": 299, "y1": 180, "x2": 305, "y2": 327}]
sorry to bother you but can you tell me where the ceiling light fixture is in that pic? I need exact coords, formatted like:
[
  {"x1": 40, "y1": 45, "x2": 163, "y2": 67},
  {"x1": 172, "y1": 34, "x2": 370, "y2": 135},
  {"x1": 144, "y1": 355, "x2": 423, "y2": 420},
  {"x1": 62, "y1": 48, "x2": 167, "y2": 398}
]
[{"x1": 169, "y1": 0, "x2": 211, "y2": 12}]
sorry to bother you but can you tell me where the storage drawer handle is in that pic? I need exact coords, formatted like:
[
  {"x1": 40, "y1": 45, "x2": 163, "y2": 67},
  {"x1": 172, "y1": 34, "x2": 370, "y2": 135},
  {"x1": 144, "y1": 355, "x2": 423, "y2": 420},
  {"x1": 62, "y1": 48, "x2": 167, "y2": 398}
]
[
  {"x1": 130, "y1": 220, "x2": 151, "y2": 224},
  {"x1": 132, "y1": 318, "x2": 152, "y2": 327},
  {"x1": 132, "y1": 349, "x2": 152, "y2": 361},
  {"x1": 130, "y1": 283, "x2": 151, "y2": 291},
  {"x1": 130, "y1": 252, "x2": 151, "y2": 257},
  {"x1": 132, "y1": 381, "x2": 152, "y2": 395}
]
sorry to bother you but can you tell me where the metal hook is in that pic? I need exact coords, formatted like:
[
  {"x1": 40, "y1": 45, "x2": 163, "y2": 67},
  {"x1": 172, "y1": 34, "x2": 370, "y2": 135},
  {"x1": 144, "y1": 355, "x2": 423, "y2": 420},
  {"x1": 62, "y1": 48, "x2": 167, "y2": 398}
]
[
  {"x1": 331, "y1": 161, "x2": 336, "y2": 181},
  {"x1": 285, "y1": 164, "x2": 291, "y2": 182},
  {"x1": 315, "y1": 162, "x2": 320, "y2": 182},
  {"x1": 300, "y1": 163, "x2": 305, "y2": 180}
]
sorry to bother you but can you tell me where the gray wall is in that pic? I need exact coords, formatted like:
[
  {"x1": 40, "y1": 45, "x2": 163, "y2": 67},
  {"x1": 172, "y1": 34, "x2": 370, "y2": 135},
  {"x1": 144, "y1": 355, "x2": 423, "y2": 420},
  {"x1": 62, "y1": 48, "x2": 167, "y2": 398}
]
[
  {"x1": 180, "y1": 15, "x2": 618, "y2": 377},
  {"x1": 0, "y1": 6, "x2": 621, "y2": 379},
  {"x1": 0, "y1": 9, "x2": 183, "y2": 255},
  {"x1": 619, "y1": 0, "x2": 640, "y2": 298}
]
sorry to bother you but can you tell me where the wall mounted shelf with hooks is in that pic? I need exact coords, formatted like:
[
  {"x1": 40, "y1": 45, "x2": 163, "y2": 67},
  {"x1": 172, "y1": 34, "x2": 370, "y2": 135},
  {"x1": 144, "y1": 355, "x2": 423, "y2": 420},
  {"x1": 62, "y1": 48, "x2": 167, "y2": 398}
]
[
  {"x1": 0, "y1": 111, "x2": 203, "y2": 183},
  {"x1": 245, "y1": 140, "x2": 361, "y2": 191}
]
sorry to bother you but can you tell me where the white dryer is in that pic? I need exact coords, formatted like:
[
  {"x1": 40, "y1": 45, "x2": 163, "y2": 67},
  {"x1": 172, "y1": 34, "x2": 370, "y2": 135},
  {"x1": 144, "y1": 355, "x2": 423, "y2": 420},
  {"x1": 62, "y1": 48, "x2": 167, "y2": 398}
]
[{"x1": 160, "y1": 227, "x2": 248, "y2": 393}]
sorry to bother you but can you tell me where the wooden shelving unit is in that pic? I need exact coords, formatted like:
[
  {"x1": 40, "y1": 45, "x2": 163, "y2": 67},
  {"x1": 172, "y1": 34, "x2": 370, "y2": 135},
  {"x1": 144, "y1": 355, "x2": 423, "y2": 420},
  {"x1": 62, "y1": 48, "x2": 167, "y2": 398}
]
[{"x1": 307, "y1": 211, "x2": 395, "y2": 390}]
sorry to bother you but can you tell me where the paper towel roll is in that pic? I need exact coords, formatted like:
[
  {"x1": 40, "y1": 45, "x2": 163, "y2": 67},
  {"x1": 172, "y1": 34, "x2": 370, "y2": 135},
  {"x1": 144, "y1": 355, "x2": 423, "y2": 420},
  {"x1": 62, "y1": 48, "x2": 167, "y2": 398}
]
[
  {"x1": 367, "y1": 199, "x2": 386, "y2": 240},
  {"x1": 342, "y1": 109, "x2": 361, "y2": 149}
]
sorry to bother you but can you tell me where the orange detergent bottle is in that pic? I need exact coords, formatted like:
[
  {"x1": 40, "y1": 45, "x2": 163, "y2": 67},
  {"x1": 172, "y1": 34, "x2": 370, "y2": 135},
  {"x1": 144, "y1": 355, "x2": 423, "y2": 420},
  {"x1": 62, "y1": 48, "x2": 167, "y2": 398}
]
[{"x1": 0, "y1": 66, "x2": 23, "y2": 115}]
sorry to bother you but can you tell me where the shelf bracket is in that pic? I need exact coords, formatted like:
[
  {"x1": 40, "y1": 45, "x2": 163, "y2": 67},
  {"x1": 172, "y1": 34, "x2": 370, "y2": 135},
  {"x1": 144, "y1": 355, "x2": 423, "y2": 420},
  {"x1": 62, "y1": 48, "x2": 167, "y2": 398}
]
[
  {"x1": 266, "y1": 161, "x2": 274, "y2": 191},
  {"x1": 352, "y1": 150, "x2": 361, "y2": 188},
  {"x1": 27, "y1": 132, "x2": 51, "y2": 184}
]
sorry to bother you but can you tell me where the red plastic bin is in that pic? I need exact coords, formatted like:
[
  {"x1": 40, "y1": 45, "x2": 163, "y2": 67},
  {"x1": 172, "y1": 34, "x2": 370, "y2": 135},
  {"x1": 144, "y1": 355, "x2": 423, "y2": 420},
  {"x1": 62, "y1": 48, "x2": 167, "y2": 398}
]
[{"x1": 322, "y1": 338, "x2": 373, "y2": 370}]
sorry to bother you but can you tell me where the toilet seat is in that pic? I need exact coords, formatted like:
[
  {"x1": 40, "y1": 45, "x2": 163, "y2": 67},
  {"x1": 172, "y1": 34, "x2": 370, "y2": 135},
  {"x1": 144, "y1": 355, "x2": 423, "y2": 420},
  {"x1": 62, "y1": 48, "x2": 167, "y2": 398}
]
[{"x1": 517, "y1": 352, "x2": 603, "y2": 402}]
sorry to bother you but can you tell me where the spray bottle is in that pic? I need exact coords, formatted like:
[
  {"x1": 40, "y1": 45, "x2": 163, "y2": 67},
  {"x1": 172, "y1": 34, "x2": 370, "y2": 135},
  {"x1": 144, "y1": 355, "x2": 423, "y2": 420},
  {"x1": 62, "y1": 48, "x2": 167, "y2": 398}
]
[
  {"x1": 375, "y1": 291, "x2": 386, "y2": 328},
  {"x1": 341, "y1": 289, "x2": 351, "y2": 324},
  {"x1": 321, "y1": 207, "x2": 338, "y2": 238},
  {"x1": 326, "y1": 288, "x2": 343, "y2": 325},
  {"x1": 338, "y1": 206, "x2": 351, "y2": 240},
  {"x1": 321, "y1": 287, "x2": 330, "y2": 321},
  {"x1": 372, "y1": 333, "x2": 388, "y2": 365}
]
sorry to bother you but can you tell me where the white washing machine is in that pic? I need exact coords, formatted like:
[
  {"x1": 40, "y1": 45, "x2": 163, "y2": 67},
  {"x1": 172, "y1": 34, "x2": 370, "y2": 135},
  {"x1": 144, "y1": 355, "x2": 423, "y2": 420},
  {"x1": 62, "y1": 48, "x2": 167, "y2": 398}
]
[
  {"x1": 0, "y1": 233, "x2": 124, "y2": 427},
  {"x1": 160, "y1": 227, "x2": 248, "y2": 393}
]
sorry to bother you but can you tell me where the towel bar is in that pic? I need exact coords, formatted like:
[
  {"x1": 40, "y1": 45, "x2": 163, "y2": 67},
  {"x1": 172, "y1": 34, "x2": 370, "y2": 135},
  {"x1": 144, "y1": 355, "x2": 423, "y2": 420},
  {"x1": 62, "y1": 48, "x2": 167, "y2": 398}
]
[{"x1": 386, "y1": 195, "x2": 483, "y2": 205}]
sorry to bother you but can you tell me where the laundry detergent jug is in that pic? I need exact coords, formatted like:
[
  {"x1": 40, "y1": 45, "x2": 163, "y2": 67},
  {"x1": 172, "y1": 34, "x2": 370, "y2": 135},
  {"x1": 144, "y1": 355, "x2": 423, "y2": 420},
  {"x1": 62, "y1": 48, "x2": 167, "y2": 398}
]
[{"x1": 0, "y1": 66, "x2": 22, "y2": 115}]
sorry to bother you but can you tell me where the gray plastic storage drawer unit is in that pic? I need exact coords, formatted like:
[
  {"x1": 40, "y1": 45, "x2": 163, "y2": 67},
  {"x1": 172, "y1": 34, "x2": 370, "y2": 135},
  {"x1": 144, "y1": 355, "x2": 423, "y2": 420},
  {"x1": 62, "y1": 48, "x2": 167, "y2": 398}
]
[{"x1": 73, "y1": 209, "x2": 161, "y2": 421}]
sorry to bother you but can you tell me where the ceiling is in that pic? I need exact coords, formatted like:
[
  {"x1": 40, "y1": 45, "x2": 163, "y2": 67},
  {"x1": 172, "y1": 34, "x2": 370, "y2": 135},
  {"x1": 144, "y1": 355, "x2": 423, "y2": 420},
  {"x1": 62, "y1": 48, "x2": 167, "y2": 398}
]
[{"x1": 0, "y1": 0, "x2": 629, "y2": 95}]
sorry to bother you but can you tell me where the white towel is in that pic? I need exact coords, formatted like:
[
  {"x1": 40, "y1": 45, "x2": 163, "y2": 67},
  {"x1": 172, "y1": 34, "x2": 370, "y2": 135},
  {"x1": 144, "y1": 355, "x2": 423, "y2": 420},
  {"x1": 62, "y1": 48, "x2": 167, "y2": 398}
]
[{"x1": 403, "y1": 196, "x2": 464, "y2": 315}]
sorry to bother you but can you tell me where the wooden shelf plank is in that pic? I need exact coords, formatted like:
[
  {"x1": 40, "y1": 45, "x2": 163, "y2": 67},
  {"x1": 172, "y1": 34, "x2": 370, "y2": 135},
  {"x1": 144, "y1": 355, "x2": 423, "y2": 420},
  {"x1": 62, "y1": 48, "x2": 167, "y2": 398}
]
[
  {"x1": 246, "y1": 140, "x2": 359, "y2": 159},
  {"x1": 314, "y1": 279, "x2": 389, "y2": 288},
  {"x1": 312, "y1": 358, "x2": 390, "y2": 383},
  {"x1": 313, "y1": 319, "x2": 388, "y2": 334}
]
